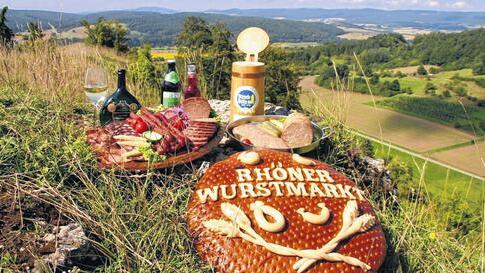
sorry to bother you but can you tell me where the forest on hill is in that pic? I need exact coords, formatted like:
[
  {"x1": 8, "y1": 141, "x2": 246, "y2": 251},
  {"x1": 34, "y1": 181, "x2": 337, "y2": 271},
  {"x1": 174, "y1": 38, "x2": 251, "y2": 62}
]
[
  {"x1": 7, "y1": 10, "x2": 344, "y2": 46},
  {"x1": 290, "y1": 28, "x2": 485, "y2": 72}
]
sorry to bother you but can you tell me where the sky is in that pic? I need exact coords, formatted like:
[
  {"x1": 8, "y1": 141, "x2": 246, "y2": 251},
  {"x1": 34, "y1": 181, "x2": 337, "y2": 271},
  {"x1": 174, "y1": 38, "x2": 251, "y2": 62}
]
[{"x1": 1, "y1": 0, "x2": 484, "y2": 12}]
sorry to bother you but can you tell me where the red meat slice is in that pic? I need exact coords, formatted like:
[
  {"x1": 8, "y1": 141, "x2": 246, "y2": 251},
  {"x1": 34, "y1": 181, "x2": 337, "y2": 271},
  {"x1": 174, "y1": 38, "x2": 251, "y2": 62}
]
[{"x1": 182, "y1": 97, "x2": 211, "y2": 121}]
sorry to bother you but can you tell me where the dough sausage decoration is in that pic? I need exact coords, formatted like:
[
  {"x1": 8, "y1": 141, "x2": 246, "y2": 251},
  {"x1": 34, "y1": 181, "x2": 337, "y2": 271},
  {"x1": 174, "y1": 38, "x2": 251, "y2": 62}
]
[
  {"x1": 203, "y1": 200, "x2": 375, "y2": 273},
  {"x1": 292, "y1": 154, "x2": 316, "y2": 166},
  {"x1": 297, "y1": 203, "x2": 330, "y2": 225},
  {"x1": 238, "y1": 151, "x2": 261, "y2": 165},
  {"x1": 250, "y1": 201, "x2": 286, "y2": 233}
]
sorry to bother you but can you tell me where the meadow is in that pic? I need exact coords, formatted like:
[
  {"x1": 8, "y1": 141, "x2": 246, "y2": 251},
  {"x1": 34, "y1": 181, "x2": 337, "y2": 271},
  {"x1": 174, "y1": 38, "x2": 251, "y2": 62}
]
[
  {"x1": 372, "y1": 140, "x2": 484, "y2": 209},
  {"x1": 381, "y1": 68, "x2": 485, "y2": 100},
  {"x1": 299, "y1": 76, "x2": 476, "y2": 153},
  {"x1": 300, "y1": 75, "x2": 483, "y2": 196},
  {"x1": 0, "y1": 41, "x2": 482, "y2": 273}
]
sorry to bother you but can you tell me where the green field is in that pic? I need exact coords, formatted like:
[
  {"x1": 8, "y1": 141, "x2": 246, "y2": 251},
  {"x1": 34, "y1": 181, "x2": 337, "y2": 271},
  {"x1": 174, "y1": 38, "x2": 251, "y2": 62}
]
[
  {"x1": 381, "y1": 69, "x2": 485, "y2": 99},
  {"x1": 372, "y1": 140, "x2": 484, "y2": 210}
]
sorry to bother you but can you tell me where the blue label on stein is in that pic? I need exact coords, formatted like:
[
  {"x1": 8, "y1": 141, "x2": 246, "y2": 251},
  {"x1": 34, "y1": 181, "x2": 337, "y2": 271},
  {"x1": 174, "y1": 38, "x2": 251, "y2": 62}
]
[{"x1": 235, "y1": 86, "x2": 259, "y2": 114}]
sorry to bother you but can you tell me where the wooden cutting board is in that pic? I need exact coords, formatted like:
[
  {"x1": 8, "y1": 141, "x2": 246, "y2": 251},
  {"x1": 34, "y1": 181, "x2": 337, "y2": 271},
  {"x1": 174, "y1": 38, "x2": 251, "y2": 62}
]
[{"x1": 98, "y1": 127, "x2": 224, "y2": 171}]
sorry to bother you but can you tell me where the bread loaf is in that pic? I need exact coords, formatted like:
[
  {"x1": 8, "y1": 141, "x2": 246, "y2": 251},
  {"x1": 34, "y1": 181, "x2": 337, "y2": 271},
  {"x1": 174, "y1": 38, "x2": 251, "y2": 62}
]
[{"x1": 187, "y1": 150, "x2": 386, "y2": 273}]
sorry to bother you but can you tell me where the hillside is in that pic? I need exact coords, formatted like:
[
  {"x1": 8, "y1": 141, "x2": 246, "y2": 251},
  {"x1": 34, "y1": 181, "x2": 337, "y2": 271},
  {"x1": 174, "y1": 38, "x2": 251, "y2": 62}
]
[
  {"x1": 210, "y1": 8, "x2": 485, "y2": 30},
  {"x1": 6, "y1": 10, "x2": 344, "y2": 46},
  {"x1": 292, "y1": 29, "x2": 485, "y2": 71},
  {"x1": 0, "y1": 41, "x2": 482, "y2": 273}
]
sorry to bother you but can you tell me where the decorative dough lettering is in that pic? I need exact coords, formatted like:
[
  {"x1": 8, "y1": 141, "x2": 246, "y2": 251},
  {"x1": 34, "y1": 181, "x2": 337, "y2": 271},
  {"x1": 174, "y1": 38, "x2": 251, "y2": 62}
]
[
  {"x1": 269, "y1": 182, "x2": 285, "y2": 196},
  {"x1": 285, "y1": 182, "x2": 309, "y2": 197},
  {"x1": 303, "y1": 169, "x2": 319, "y2": 182},
  {"x1": 196, "y1": 186, "x2": 219, "y2": 203},
  {"x1": 255, "y1": 182, "x2": 272, "y2": 197},
  {"x1": 239, "y1": 183, "x2": 258, "y2": 198},
  {"x1": 220, "y1": 184, "x2": 237, "y2": 200},
  {"x1": 315, "y1": 170, "x2": 334, "y2": 183},
  {"x1": 322, "y1": 183, "x2": 341, "y2": 198},
  {"x1": 236, "y1": 169, "x2": 253, "y2": 182},
  {"x1": 254, "y1": 167, "x2": 274, "y2": 181},
  {"x1": 336, "y1": 184, "x2": 356, "y2": 199},
  {"x1": 287, "y1": 167, "x2": 305, "y2": 181},
  {"x1": 309, "y1": 183, "x2": 327, "y2": 197},
  {"x1": 272, "y1": 163, "x2": 289, "y2": 180}
]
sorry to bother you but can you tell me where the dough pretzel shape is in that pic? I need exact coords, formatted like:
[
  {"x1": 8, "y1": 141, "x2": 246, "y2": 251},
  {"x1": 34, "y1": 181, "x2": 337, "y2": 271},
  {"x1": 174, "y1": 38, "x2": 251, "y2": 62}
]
[{"x1": 203, "y1": 200, "x2": 375, "y2": 273}]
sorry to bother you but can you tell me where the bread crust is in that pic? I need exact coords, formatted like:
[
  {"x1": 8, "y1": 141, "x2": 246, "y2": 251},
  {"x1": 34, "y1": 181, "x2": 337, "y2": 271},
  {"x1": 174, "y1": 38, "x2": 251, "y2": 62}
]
[{"x1": 187, "y1": 150, "x2": 386, "y2": 273}]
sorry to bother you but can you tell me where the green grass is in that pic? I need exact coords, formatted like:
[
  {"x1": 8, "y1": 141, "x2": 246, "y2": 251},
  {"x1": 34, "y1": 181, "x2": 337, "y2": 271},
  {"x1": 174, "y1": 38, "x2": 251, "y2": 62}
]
[
  {"x1": 372, "y1": 140, "x2": 484, "y2": 210},
  {"x1": 381, "y1": 77, "x2": 427, "y2": 94},
  {"x1": 382, "y1": 69, "x2": 485, "y2": 99},
  {"x1": 1, "y1": 42, "x2": 482, "y2": 273}
]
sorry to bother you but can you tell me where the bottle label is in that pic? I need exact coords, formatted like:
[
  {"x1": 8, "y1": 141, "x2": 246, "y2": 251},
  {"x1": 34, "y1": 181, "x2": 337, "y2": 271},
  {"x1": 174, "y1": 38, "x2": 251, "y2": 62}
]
[
  {"x1": 234, "y1": 86, "x2": 259, "y2": 115},
  {"x1": 163, "y1": 92, "x2": 181, "y2": 107},
  {"x1": 165, "y1": 71, "x2": 180, "y2": 84},
  {"x1": 107, "y1": 100, "x2": 134, "y2": 121}
]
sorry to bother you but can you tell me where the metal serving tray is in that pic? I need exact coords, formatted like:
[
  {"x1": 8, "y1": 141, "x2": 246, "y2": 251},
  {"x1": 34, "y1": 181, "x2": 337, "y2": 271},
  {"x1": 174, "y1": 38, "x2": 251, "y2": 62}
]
[{"x1": 226, "y1": 115, "x2": 332, "y2": 154}]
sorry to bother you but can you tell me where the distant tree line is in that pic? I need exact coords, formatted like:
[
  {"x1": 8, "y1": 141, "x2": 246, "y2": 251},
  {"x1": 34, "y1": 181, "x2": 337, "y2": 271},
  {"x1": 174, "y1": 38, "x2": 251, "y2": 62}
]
[{"x1": 291, "y1": 29, "x2": 485, "y2": 76}]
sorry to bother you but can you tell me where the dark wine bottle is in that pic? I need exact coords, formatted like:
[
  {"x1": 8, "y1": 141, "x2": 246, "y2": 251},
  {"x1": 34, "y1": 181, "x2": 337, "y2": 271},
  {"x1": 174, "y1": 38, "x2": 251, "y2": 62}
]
[
  {"x1": 99, "y1": 69, "x2": 141, "y2": 126},
  {"x1": 161, "y1": 60, "x2": 181, "y2": 107}
]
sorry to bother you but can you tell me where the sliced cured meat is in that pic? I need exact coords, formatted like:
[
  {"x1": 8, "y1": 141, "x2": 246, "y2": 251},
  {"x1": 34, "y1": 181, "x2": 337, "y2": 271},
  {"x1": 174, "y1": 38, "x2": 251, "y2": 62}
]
[
  {"x1": 280, "y1": 113, "x2": 313, "y2": 148},
  {"x1": 182, "y1": 97, "x2": 211, "y2": 120},
  {"x1": 183, "y1": 128, "x2": 215, "y2": 135},
  {"x1": 233, "y1": 124, "x2": 289, "y2": 150}
]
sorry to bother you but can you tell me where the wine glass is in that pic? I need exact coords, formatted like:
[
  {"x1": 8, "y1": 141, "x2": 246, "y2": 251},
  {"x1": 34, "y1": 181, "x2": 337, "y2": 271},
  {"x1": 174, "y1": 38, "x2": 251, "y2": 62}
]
[{"x1": 84, "y1": 67, "x2": 108, "y2": 125}]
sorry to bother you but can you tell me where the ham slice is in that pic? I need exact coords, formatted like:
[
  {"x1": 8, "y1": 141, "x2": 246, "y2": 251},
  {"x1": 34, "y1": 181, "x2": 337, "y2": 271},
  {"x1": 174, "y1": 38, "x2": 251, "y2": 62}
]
[{"x1": 233, "y1": 124, "x2": 289, "y2": 150}]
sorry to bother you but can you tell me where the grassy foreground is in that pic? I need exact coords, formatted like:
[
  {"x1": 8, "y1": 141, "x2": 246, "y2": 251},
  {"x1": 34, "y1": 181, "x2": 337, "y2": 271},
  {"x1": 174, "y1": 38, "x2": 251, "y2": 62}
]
[{"x1": 0, "y1": 42, "x2": 483, "y2": 272}]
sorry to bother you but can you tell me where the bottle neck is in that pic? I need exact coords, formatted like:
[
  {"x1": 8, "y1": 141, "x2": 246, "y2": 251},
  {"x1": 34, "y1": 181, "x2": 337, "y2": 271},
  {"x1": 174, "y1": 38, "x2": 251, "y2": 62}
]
[
  {"x1": 187, "y1": 73, "x2": 198, "y2": 87},
  {"x1": 167, "y1": 64, "x2": 176, "y2": 73},
  {"x1": 117, "y1": 71, "x2": 126, "y2": 90}
]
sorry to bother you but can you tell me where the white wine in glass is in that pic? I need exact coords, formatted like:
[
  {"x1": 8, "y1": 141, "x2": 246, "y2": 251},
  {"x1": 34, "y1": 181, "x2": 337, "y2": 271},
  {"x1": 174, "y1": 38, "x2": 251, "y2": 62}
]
[{"x1": 84, "y1": 67, "x2": 108, "y2": 108}]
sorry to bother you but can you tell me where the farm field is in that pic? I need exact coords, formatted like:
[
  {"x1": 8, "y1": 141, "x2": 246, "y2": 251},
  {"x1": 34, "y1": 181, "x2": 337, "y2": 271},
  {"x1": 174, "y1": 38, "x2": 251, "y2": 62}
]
[
  {"x1": 390, "y1": 65, "x2": 439, "y2": 75},
  {"x1": 299, "y1": 76, "x2": 475, "y2": 152},
  {"x1": 299, "y1": 76, "x2": 484, "y2": 178},
  {"x1": 382, "y1": 68, "x2": 485, "y2": 99},
  {"x1": 274, "y1": 42, "x2": 320, "y2": 48},
  {"x1": 151, "y1": 47, "x2": 178, "y2": 60},
  {"x1": 375, "y1": 95, "x2": 485, "y2": 135},
  {"x1": 431, "y1": 142, "x2": 485, "y2": 177},
  {"x1": 372, "y1": 140, "x2": 484, "y2": 209}
]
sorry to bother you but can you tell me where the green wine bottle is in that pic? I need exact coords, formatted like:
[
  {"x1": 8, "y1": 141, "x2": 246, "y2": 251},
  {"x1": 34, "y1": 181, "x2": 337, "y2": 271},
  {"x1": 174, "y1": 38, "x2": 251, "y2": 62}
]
[
  {"x1": 99, "y1": 69, "x2": 141, "y2": 126},
  {"x1": 161, "y1": 60, "x2": 181, "y2": 107}
]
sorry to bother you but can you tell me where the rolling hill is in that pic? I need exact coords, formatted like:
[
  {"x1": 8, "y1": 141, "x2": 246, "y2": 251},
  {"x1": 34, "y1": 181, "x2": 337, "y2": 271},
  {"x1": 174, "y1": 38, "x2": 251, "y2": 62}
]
[
  {"x1": 208, "y1": 8, "x2": 485, "y2": 30},
  {"x1": 6, "y1": 10, "x2": 344, "y2": 46}
]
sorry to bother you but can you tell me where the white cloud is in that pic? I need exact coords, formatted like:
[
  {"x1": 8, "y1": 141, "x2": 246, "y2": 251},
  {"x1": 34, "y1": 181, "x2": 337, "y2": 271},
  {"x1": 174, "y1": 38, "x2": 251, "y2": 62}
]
[
  {"x1": 428, "y1": 1, "x2": 441, "y2": 7},
  {"x1": 451, "y1": 1, "x2": 468, "y2": 8}
]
